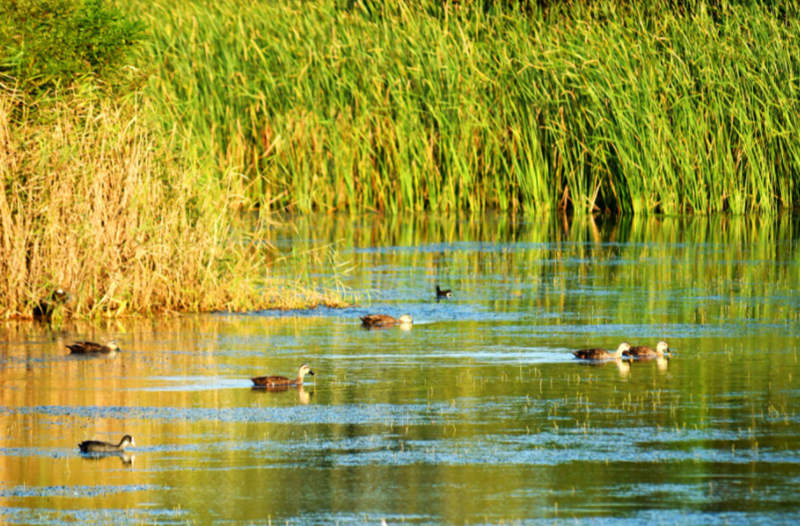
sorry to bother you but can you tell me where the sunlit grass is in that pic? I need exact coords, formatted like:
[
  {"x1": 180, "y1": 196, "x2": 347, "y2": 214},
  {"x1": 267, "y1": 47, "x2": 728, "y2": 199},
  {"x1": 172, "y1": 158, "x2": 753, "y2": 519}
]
[
  {"x1": 130, "y1": 0, "x2": 800, "y2": 215},
  {"x1": 0, "y1": 91, "x2": 348, "y2": 319}
]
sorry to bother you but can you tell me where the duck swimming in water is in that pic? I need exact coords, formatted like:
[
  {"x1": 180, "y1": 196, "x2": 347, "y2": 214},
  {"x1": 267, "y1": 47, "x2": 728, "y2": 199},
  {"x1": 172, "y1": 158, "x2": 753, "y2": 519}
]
[
  {"x1": 79, "y1": 435, "x2": 134, "y2": 453},
  {"x1": 573, "y1": 342, "x2": 631, "y2": 360},
  {"x1": 251, "y1": 364, "x2": 314, "y2": 388},
  {"x1": 360, "y1": 314, "x2": 413, "y2": 328},
  {"x1": 628, "y1": 341, "x2": 670, "y2": 359},
  {"x1": 436, "y1": 285, "x2": 453, "y2": 299},
  {"x1": 67, "y1": 340, "x2": 120, "y2": 354}
]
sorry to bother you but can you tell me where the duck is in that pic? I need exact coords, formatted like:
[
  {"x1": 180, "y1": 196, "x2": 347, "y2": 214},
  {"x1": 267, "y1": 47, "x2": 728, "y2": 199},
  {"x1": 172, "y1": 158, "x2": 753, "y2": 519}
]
[
  {"x1": 79, "y1": 434, "x2": 134, "y2": 453},
  {"x1": 33, "y1": 288, "x2": 71, "y2": 321},
  {"x1": 436, "y1": 285, "x2": 453, "y2": 299},
  {"x1": 251, "y1": 364, "x2": 314, "y2": 388},
  {"x1": 66, "y1": 340, "x2": 120, "y2": 354},
  {"x1": 360, "y1": 314, "x2": 413, "y2": 328},
  {"x1": 628, "y1": 341, "x2": 670, "y2": 359},
  {"x1": 573, "y1": 342, "x2": 631, "y2": 360}
]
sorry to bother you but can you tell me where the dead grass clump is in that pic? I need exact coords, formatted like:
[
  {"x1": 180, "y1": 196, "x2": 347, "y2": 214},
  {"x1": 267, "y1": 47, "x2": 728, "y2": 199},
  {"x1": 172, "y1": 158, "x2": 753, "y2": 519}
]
[{"x1": 0, "y1": 91, "x2": 345, "y2": 319}]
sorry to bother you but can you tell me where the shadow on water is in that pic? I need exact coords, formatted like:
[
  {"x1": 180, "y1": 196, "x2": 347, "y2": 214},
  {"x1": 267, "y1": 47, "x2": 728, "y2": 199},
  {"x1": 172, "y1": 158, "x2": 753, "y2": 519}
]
[{"x1": 1, "y1": 213, "x2": 800, "y2": 524}]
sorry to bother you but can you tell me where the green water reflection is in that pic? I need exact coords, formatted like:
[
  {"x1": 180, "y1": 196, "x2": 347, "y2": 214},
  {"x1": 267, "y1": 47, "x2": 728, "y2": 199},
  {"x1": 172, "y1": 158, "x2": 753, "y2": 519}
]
[{"x1": 1, "y1": 214, "x2": 799, "y2": 524}]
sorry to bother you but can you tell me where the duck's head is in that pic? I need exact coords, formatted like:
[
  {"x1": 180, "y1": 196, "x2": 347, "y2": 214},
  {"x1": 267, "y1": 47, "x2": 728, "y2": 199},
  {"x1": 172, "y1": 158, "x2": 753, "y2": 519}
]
[
  {"x1": 616, "y1": 342, "x2": 632, "y2": 357},
  {"x1": 298, "y1": 364, "x2": 315, "y2": 378},
  {"x1": 398, "y1": 315, "x2": 413, "y2": 325},
  {"x1": 52, "y1": 288, "x2": 71, "y2": 303},
  {"x1": 656, "y1": 341, "x2": 670, "y2": 356},
  {"x1": 107, "y1": 341, "x2": 121, "y2": 352},
  {"x1": 120, "y1": 435, "x2": 134, "y2": 448}
]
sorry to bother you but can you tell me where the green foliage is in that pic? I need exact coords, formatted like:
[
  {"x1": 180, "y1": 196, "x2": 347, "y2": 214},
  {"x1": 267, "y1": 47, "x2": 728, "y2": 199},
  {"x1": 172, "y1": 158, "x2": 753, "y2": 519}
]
[
  {"x1": 129, "y1": 0, "x2": 800, "y2": 215},
  {"x1": 0, "y1": 0, "x2": 143, "y2": 94}
]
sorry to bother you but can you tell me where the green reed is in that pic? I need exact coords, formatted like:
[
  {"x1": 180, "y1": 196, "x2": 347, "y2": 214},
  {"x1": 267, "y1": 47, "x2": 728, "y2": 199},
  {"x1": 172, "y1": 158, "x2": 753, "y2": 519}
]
[{"x1": 129, "y1": 0, "x2": 800, "y2": 215}]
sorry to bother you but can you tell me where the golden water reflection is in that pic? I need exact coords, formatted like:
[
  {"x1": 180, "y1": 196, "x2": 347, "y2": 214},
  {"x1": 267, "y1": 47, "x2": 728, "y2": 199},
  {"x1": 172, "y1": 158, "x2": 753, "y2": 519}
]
[{"x1": 1, "y1": 213, "x2": 800, "y2": 523}]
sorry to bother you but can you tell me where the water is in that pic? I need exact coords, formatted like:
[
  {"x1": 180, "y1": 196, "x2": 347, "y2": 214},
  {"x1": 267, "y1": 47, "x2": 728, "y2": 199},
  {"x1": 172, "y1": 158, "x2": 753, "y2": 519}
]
[{"x1": 1, "y1": 214, "x2": 800, "y2": 524}]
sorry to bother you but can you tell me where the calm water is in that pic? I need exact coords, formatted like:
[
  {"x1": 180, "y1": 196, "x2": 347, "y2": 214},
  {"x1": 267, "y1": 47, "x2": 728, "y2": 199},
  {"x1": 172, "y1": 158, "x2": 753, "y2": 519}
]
[{"x1": 2, "y1": 214, "x2": 800, "y2": 524}]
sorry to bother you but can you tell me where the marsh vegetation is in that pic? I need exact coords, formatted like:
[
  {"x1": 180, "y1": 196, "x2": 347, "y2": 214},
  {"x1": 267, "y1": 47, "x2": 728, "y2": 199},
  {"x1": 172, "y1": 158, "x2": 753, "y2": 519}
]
[{"x1": 2, "y1": 0, "x2": 799, "y2": 317}]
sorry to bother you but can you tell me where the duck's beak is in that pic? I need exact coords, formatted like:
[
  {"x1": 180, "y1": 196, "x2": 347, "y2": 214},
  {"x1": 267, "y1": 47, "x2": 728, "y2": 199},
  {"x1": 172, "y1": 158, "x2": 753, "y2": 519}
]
[{"x1": 308, "y1": 370, "x2": 315, "y2": 376}]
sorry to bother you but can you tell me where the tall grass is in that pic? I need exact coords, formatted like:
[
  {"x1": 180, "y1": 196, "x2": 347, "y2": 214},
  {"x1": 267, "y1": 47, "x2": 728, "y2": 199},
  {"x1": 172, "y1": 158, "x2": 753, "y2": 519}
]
[
  {"x1": 0, "y1": 89, "x2": 346, "y2": 319},
  {"x1": 132, "y1": 0, "x2": 800, "y2": 215}
]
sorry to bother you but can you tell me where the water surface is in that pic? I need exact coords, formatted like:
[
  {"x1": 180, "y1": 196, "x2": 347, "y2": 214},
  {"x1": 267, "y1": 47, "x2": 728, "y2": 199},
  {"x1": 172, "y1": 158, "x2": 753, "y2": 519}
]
[{"x1": 1, "y1": 214, "x2": 799, "y2": 524}]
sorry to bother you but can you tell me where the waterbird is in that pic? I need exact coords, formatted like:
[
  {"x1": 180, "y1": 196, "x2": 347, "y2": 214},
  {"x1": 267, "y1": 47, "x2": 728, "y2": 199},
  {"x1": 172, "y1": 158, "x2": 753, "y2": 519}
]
[
  {"x1": 628, "y1": 341, "x2": 670, "y2": 359},
  {"x1": 66, "y1": 340, "x2": 120, "y2": 354},
  {"x1": 32, "y1": 288, "x2": 70, "y2": 321},
  {"x1": 251, "y1": 364, "x2": 314, "y2": 388},
  {"x1": 360, "y1": 314, "x2": 413, "y2": 328},
  {"x1": 79, "y1": 435, "x2": 134, "y2": 453},
  {"x1": 572, "y1": 342, "x2": 631, "y2": 360},
  {"x1": 436, "y1": 285, "x2": 453, "y2": 299}
]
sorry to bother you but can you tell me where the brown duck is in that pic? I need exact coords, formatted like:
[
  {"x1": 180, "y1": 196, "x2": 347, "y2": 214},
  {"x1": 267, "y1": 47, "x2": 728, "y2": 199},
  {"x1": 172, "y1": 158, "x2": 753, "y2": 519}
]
[
  {"x1": 360, "y1": 314, "x2": 413, "y2": 328},
  {"x1": 79, "y1": 434, "x2": 134, "y2": 453},
  {"x1": 33, "y1": 288, "x2": 71, "y2": 322},
  {"x1": 573, "y1": 342, "x2": 631, "y2": 360},
  {"x1": 628, "y1": 341, "x2": 670, "y2": 359},
  {"x1": 67, "y1": 340, "x2": 120, "y2": 354},
  {"x1": 251, "y1": 364, "x2": 314, "y2": 388}
]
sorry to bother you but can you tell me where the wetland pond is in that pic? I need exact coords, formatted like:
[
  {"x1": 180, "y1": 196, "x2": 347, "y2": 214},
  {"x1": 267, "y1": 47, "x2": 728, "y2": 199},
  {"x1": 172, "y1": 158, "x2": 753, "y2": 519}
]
[{"x1": 2, "y1": 214, "x2": 800, "y2": 524}]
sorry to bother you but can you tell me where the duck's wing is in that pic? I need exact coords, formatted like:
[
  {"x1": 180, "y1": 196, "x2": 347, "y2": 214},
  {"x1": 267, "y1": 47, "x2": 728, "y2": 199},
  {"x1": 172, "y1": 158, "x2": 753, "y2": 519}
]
[
  {"x1": 251, "y1": 375, "x2": 291, "y2": 387},
  {"x1": 629, "y1": 345, "x2": 655, "y2": 356},
  {"x1": 79, "y1": 439, "x2": 113, "y2": 452},
  {"x1": 573, "y1": 348, "x2": 608, "y2": 359},
  {"x1": 360, "y1": 314, "x2": 395, "y2": 327},
  {"x1": 67, "y1": 341, "x2": 105, "y2": 354}
]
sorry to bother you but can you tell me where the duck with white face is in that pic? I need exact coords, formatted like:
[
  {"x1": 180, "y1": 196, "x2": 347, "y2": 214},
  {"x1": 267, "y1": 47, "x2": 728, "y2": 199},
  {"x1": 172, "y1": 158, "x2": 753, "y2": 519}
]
[
  {"x1": 359, "y1": 314, "x2": 413, "y2": 329},
  {"x1": 572, "y1": 342, "x2": 632, "y2": 360},
  {"x1": 251, "y1": 364, "x2": 315, "y2": 388}
]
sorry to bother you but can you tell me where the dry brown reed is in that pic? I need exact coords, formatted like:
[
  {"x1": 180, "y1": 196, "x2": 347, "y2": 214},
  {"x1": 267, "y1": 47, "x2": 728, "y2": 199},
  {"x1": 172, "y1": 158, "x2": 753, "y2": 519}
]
[{"x1": 0, "y1": 90, "x2": 346, "y2": 319}]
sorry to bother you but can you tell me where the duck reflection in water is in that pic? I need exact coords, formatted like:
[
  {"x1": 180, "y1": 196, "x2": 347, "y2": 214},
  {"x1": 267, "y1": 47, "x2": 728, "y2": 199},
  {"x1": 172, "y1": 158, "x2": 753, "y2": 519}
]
[
  {"x1": 576, "y1": 356, "x2": 631, "y2": 378},
  {"x1": 251, "y1": 384, "x2": 313, "y2": 404},
  {"x1": 656, "y1": 356, "x2": 669, "y2": 372},
  {"x1": 80, "y1": 451, "x2": 135, "y2": 466}
]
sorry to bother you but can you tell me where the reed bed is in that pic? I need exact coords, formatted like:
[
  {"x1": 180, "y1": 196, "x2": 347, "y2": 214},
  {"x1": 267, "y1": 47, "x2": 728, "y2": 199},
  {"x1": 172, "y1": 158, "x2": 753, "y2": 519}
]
[
  {"x1": 0, "y1": 90, "x2": 346, "y2": 319},
  {"x1": 131, "y1": 0, "x2": 800, "y2": 215}
]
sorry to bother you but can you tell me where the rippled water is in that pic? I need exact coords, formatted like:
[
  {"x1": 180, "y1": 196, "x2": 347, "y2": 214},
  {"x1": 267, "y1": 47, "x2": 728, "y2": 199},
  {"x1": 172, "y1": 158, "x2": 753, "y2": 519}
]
[{"x1": 1, "y1": 214, "x2": 799, "y2": 524}]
